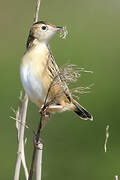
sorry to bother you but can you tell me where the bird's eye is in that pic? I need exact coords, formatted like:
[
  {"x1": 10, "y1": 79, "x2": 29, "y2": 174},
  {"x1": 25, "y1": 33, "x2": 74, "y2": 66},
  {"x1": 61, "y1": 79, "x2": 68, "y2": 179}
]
[{"x1": 41, "y1": 25, "x2": 47, "y2": 31}]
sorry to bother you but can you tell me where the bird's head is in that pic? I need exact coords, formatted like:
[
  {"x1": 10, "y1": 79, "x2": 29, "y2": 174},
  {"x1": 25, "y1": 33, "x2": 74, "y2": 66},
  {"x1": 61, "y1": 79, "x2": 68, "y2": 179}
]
[{"x1": 29, "y1": 21, "x2": 63, "y2": 43}]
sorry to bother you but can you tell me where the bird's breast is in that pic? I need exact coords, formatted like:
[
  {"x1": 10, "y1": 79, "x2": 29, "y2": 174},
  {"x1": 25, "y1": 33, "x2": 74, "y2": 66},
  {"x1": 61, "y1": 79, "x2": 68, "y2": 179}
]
[
  {"x1": 20, "y1": 63, "x2": 48, "y2": 106},
  {"x1": 20, "y1": 44, "x2": 51, "y2": 106}
]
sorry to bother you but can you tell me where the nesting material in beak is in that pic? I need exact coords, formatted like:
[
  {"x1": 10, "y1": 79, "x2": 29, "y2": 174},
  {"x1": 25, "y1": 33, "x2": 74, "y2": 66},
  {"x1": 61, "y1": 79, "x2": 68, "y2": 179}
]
[
  {"x1": 59, "y1": 26, "x2": 68, "y2": 39},
  {"x1": 56, "y1": 26, "x2": 63, "y2": 31}
]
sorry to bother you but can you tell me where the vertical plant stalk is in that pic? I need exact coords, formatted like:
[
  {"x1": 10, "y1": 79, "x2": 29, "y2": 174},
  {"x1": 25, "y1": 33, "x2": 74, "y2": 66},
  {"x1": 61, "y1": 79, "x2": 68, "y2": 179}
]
[
  {"x1": 28, "y1": 115, "x2": 43, "y2": 180},
  {"x1": 14, "y1": 93, "x2": 29, "y2": 180},
  {"x1": 36, "y1": 141, "x2": 43, "y2": 180},
  {"x1": 115, "y1": 176, "x2": 119, "y2": 180},
  {"x1": 14, "y1": 0, "x2": 41, "y2": 180},
  {"x1": 28, "y1": 0, "x2": 42, "y2": 180},
  {"x1": 104, "y1": 125, "x2": 109, "y2": 152},
  {"x1": 34, "y1": 0, "x2": 41, "y2": 23}
]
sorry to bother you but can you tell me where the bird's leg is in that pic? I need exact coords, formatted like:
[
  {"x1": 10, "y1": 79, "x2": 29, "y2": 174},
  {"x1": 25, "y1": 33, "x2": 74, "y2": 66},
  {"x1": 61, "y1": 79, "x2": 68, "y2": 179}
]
[
  {"x1": 41, "y1": 112, "x2": 51, "y2": 130},
  {"x1": 39, "y1": 104, "x2": 47, "y2": 116},
  {"x1": 39, "y1": 105, "x2": 51, "y2": 130}
]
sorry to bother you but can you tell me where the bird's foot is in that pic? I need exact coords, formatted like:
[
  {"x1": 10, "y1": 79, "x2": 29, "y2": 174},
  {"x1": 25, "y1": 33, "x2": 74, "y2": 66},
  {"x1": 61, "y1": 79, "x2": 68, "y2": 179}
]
[{"x1": 39, "y1": 104, "x2": 47, "y2": 116}]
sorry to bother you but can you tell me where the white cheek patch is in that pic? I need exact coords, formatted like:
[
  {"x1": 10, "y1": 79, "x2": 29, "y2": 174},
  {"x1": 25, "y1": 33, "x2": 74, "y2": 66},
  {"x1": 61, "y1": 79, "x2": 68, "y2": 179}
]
[{"x1": 44, "y1": 31, "x2": 56, "y2": 41}]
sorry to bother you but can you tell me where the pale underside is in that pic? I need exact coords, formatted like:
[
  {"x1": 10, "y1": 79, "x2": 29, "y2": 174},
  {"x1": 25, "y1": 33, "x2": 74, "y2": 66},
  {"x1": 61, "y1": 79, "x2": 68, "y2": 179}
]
[{"x1": 20, "y1": 42, "x2": 72, "y2": 112}]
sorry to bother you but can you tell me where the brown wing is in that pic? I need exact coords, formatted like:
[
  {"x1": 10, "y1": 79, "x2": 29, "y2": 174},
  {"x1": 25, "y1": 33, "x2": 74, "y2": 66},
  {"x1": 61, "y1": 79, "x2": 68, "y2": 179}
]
[{"x1": 46, "y1": 45, "x2": 72, "y2": 104}]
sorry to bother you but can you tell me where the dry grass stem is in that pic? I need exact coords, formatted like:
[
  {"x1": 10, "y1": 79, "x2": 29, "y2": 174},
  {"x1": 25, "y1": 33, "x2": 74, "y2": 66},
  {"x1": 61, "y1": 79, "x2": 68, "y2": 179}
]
[
  {"x1": 36, "y1": 141, "x2": 43, "y2": 180},
  {"x1": 60, "y1": 64, "x2": 81, "y2": 84},
  {"x1": 14, "y1": 93, "x2": 29, "y2": 180},
  {"x1": 10, "y1": 116, "x2": 29, "y2": 129},
  {"x1": 28, "y1": 1, "x2": 43, "y2": 180},
  {"x1": 104, "y1": 125, "x2": 109, "y2": 152},
  {"x1": 34, "y1": 0, "x2": 41, "y2": 23},
  {"x1": 60, "y1": 64, "x2": 93, "y2": 84},
  {"x1": 115, "y1": 176, "x2": 119, "y2": 180},
  {"x1": 28, "y1": 115, "x2": 43, "y2": 180},
  {"x1": 71, "y1": 84, "x2": 94, "y2": 99},
  {"x1": 45, "y1": 64, "x2": 93, "y2": 106}
]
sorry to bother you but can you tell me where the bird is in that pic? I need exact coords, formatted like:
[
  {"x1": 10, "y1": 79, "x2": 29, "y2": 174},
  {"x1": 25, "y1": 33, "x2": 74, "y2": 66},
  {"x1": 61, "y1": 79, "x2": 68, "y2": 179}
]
[{"x1": 20, "y1": 21, "x2": 93, "y2": 121}]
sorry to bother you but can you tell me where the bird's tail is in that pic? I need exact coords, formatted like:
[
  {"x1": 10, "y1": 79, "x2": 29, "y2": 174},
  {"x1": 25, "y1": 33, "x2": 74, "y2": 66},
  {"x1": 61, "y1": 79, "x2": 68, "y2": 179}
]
[{"x1": 71, "y1": 99, "x2": 93, "y2": 121}]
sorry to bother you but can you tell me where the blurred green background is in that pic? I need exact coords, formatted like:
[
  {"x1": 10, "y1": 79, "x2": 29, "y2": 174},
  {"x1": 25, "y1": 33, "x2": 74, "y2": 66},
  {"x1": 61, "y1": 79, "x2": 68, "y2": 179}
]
[{"x1": 0, "y1": 0, "x2": 120, "y2": 179}]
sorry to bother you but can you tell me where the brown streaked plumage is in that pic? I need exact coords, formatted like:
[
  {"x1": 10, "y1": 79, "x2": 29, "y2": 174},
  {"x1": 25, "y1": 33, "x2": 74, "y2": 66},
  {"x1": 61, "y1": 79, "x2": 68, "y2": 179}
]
[{"x1": 20, "y1": 21, "x2": 93, "y2": 120}]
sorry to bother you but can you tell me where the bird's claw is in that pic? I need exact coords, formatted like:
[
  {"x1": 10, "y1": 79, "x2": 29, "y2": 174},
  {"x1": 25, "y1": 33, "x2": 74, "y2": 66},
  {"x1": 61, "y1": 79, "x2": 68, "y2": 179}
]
[{"x1": 39, "y1": 105, "x2": 47, "y2": 116}]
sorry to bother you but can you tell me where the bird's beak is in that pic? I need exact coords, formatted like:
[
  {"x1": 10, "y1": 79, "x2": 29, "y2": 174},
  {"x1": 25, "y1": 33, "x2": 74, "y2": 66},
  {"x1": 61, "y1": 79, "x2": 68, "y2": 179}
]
[{"x1": 55, "y1": 26, "x2": 63, "y2": 31}]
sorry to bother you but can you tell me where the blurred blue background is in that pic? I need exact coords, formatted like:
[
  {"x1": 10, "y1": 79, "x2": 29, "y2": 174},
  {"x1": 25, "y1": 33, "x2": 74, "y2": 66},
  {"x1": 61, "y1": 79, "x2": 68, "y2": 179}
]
[{"x1": 0, "y1": 0, "x2": 120, "y2": 179}]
